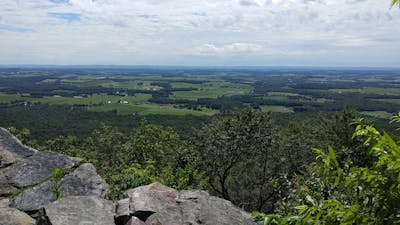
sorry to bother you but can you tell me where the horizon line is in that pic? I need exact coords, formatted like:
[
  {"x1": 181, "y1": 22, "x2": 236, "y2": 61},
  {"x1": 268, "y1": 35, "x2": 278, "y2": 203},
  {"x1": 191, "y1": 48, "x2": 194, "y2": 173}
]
[{"x1": 0, "y1": 64, "x2": 400, "y2": 70}]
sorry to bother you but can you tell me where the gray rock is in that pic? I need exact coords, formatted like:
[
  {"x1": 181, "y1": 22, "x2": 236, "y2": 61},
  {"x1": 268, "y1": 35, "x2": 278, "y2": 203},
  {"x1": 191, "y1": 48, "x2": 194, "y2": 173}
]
[
  {"x1": 0, "y1": 148, "x2": 17, "y2": 168},
  {"x1": 62, "y1": 163, "x2": 108, "y2": 197},
  {"x1": 122, "y1": 183, "x2": 256, "y2": 225},
  {"x1": 127, "y1": 217, "x2": 146, "y2": 225},
  {"x1": 43, "y1": 196, "x2": 115, "y2": 225},
  {"x1": 0, "y1": 174, "x2": 18, "y2": 197},
  {"x1": 1, "y1": 151, "x2": 81, "y2": 188},
  {"x1": 0, "y1": 128, "x2": 37, "y2": 162},
  {"x1": 0, "y1": 206, "x2": 36, "y2": 225},
  {"x1": 13, "y1": 180, "x2": 54, "y2": 212},
  {"x1": 125, "y1": 182, "x2": 180, "y2": 223},
  {"x1": 0, "y1": 198, "x2": 11, "y2": 207},
  {"x1": 115, "y1": 198, "x2": 130, "y2": 225},
  {"x1": 199, "y1": 195, "x2": 255, "y2": 225},
  {"x1": 13, "y1": 163, "x2": 108, "y2": 211}
]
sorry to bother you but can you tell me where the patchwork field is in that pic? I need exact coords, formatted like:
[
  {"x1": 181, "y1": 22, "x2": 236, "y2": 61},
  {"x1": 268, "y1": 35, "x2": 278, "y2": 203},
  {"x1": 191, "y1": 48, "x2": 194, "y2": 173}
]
[{"x1": 0, "y1": 67, "x2": 399, "y2": 119}]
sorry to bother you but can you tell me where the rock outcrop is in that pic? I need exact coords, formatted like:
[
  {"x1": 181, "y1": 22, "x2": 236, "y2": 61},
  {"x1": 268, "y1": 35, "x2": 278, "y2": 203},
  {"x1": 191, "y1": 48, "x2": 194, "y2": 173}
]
[
  {"x1": 0, "y1": 128, "x2": 256, "y2": 225},
  {"x1": 0, "y1": 199, "x2": 36, "y2": 225},
  {"x1": 41, "y1": 196, "x2": 115, "y2": 225},
  {"x1": 0, "y1": 128, "x2": 108, "y2": 213},
  {"x1": 13, "y1": 163, "x2": 108, "y2": 211},
  {"x1": 115, "y1": 182, "x2": 256, "y2": 225}
]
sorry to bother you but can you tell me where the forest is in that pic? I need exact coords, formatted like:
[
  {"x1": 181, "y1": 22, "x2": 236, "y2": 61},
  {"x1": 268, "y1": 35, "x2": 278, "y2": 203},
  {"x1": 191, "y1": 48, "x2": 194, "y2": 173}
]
[{"x1": 1, "y1": 66, "x2": 400, "y2": 224}]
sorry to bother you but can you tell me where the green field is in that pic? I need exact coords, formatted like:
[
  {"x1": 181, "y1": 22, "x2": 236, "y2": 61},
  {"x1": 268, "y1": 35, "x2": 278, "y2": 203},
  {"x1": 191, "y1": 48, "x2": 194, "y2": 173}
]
[
  {"x1": 260, "y1": 105, "x2": 294, "y2": 113},
  {"x1": 329, "y1": 87, "x2": 400, "y2": 96},
  {"x1": 88, "y1": 103, "x2": 218, "y2": 116},
  {"x1": 0, "y1": 93, "x2": 151, "y2": 105},
  {"x1": 371, "y1": 98, "x2": 400, "y2": 105},
  {"x1": 171, "y1": 81, "x2": 253, "y2": 100},
  {"x1": 360, "y1": 111, "x2": 393, "y2": 119}
]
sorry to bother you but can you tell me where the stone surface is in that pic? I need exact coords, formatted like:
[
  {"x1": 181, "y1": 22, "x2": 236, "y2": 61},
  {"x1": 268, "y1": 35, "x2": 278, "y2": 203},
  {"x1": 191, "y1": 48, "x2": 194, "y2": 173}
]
[
  {"x1": 2, "y1": 151, "x2": 81, "y2": 188},
  {"x1": 44, "y1": 196, "x2": 115, "y2": 225},
  {"x1": 62, "y1": 163, "x2": 108, "y2": 197},
  {"x1": 13, "y1": 163, "x2": 108, "y2": 211},
  {"x1": 125, "y1": 182, "x2": 180, "y2": 222},
  {"x1": 0, "y1": 128, "x2": 36, "y2": 162},
  {"x1": 0, "y1": 198, "x2": 11, "y2": 207},
  {"x1": 0, "y1": 174, "x2": 18, "y2": 197},
  {"x1": 12, "y1": 180, "x2": 54, "y2": 212},
  {"x1": 115, "y1": 198, "x2": 131, "y2": 225},
  {"x1": 0, "y1": 206, "x2": 36, "y2": 225},
  {"x1": 123, "y1": 183, "x2": 256, "y2": 225},
  {"x1": 0, "y1": 148, "x2": 17, "y2": 168},
  {"x1": 127, "y1": 217, "x2": 147, "y2": 225}
]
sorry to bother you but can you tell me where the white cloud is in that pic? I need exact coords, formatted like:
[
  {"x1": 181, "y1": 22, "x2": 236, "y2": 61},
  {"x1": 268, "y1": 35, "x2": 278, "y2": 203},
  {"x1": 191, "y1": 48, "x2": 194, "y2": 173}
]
[
  {"x1": 0, "y1": 0, "x2": 398, "y2": 66},
  {"x1": 195, "y1": 43, "x2": 264, "y2": 55}
]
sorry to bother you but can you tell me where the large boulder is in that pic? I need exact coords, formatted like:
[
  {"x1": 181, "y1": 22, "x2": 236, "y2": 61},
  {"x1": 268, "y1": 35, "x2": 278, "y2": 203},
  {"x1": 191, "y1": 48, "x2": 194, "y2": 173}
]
[
  {"x1": 1, "y1": 151, "x2": 81, "y2": 188},
  {"x1": 13, "y1": 163, "x2": 108, "y2": 211},
  {"x1": 125, "y1": 182, "x2": 180, "y2": 222},
  {"x1": 116, "y1": 182, "x2": 256, "y2": 225},
  {"x1": 62, "y1": 163, "x2": 108, "y2": 197},
  {"x1": 0, "y1": 128, "x2": 36, "y2": 165},
  {"x1": 42, "y1": 196, "x2": 115, "y2": 225},
  {"x1": 0, "y1": 198, "x2": 36, "y2": 225}
]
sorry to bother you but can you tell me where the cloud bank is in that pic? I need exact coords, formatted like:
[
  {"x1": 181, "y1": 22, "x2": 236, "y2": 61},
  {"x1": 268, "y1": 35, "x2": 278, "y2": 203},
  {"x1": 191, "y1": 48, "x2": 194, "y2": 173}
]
[{"x1": 0, "y1": 0, "x2": 399, "y2": 66}]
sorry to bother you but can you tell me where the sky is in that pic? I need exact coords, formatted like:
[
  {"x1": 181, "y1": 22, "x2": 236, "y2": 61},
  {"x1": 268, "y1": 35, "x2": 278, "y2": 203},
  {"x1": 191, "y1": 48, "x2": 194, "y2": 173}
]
[{"x1": 0, "y1": 0, "x2": 399, "y2": 67}]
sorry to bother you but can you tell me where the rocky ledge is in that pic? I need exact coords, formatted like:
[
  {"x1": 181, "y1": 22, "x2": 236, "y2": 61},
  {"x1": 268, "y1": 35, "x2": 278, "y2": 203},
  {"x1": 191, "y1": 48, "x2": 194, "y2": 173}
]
[{"x1": 0, "y1": 128, "x2": 256, "y2": 225}]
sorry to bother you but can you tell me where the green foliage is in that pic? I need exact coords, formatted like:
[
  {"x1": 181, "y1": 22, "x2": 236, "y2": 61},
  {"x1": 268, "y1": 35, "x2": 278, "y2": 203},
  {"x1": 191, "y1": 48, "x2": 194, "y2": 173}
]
[
  {"x1": 109, "y1": 161, "x2": 208, "y2": 198},
  {"x1": 7, "y1": 127, "x2": 39, "y2": 149},
  {"x1": 50, "y1": 167, "x2": 65, "y2": 200},
  {"x1": 391, "y1": 0, "x2": 399, "y2": 8},
  {"x1": 192, "y1": 107, "x2": 315, "y2": 211},
  {"x1": 110, "y1": 162, "x2": 158, "y2": 197},
  {"x1": 259, "y1": 116, "x2": 400, "y2": 224}
]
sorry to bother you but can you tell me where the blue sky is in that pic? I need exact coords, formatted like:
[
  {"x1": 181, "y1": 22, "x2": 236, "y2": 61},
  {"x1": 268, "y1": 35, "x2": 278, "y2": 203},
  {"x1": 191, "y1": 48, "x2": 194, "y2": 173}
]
[{"x1": 0, "y1": 0, "x2": 399, "y2": 67}]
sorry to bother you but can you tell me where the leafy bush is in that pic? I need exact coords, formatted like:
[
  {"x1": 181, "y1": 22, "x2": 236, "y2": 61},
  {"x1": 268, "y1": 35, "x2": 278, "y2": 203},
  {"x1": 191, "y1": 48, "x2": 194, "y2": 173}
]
[
  {"x1": 109, "y1": 161, "x2": 208, "y2": 198},
  {"x1": 257, "y1": 115, "x2": 400, "y2": 224}
]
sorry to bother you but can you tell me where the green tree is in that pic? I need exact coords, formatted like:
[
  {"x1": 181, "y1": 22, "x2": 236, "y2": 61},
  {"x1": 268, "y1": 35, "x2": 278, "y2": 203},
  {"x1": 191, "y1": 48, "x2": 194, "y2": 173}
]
[
  {"x1": 83, "y1": 124, "x2": 127, "y2": 176},
  {"x1": 192, "y1": 108, "x2": 283, "y2": 210},
  {"x1": 122, "y1": 121, "x2": 182, "y2": 170},
  {"x1": 260, "y1": 116, "x2": 400, "y2": 224},
  {"x1": 107, "y1": 121, "x2": 207, "y2": 198}
]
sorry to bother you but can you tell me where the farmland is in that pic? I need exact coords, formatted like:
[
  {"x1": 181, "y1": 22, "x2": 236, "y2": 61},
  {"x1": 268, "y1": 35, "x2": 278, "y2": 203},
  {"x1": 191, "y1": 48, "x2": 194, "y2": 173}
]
[{"x1": 0, "y1": 66, "x2": 399, "y2": 140}]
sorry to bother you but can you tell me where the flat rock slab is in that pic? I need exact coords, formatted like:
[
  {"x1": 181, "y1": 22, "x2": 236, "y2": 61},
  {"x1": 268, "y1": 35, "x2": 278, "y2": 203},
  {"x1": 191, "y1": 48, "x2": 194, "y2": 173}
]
[
  {"x1": 62, "y1": 163, "x2": 108, "y2": 197},
  {"x1": 44, "y1": 196, "x2": 115, "y2": 225},
  {"x1": 1, "y1": 151, "x2": 81, "y2": 188},
  {"x1": 0, "y1": 206, "x2": 36, "y2": 225},
  {"x1": 125, "y1": 182, "x2": 180, "y2": 223},
  {"x1": 0, "y1": 128, "x2": 37, "y2": 162},
  {"x1": 13, "y1": 163, "x2": 107, "y2": 211}
]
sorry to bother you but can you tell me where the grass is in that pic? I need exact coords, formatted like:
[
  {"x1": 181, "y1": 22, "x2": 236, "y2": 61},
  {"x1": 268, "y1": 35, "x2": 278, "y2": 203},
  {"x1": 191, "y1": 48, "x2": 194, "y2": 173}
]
[
  {"x1": 268, "y1": 92, "x2": 301, "y2": 97},
  {"x1": 88, "y1": 103, "x2": 218, "y2": 116},
  {"x1": 360, "y1": 111, "x2": 393, "y2": 119},
  {"x1": 171, "y1": 81, "x2": 253, "y2": 100},
  {"x1": 260, "y1": 105, "x2": 294, "y2": 113},
  {"x1": 371, "y1": 98, "x2": 400, "y2": 105},
  {"x1": 0, "y1": 92, "x2": 217, "y2": 116},
  {"x1": 264, "y1": 92, "x2": 333, "y2": 104},
  {"x1": 0, "y1": 93, "x2": 25, "y2": 103},
  {"x1": 0, "y1": 93, "x2": 151, "y2": 105},
  {"x1": 99, "y1": 80, "x2": 161, "y2": 90},
  {"x1": 329, "y1": 87, "x2": 400, "y2": 96}
]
